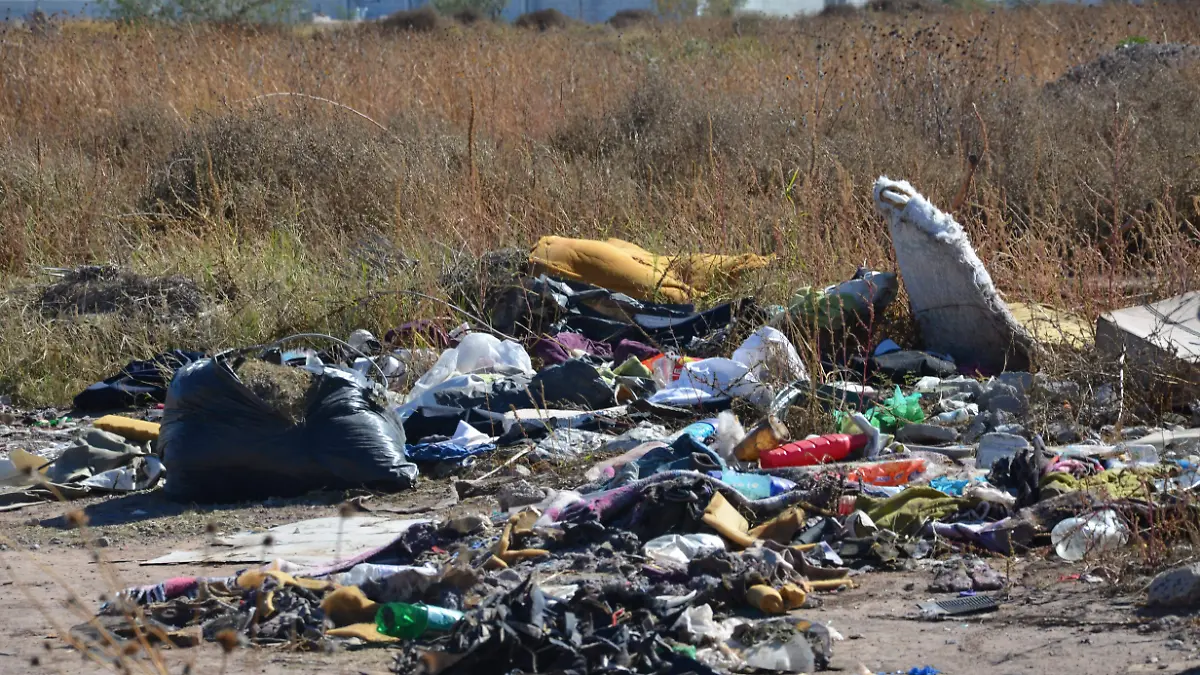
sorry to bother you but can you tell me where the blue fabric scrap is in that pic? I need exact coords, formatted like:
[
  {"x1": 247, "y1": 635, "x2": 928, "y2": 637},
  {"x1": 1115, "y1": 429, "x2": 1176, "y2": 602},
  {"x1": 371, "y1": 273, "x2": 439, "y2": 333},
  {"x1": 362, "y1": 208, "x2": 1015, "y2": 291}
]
[{"x1": 406, "y1": 442, "x2": 496, "y2": 463}]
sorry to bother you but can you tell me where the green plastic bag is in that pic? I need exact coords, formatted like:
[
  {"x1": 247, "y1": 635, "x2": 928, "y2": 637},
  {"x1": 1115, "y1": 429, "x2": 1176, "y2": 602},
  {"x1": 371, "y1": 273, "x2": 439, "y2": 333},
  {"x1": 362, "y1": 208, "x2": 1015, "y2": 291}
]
[{"x1": 834, "y1": 386, "x2": 923, "y2": 434}]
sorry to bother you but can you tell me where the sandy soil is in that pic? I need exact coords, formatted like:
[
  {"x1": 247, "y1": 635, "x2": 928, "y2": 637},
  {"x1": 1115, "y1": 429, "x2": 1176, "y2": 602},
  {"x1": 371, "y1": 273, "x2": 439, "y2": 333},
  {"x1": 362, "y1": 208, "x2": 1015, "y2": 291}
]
[{"x1": 0, "y1": 479, "x2": 1194, "y2": 675}]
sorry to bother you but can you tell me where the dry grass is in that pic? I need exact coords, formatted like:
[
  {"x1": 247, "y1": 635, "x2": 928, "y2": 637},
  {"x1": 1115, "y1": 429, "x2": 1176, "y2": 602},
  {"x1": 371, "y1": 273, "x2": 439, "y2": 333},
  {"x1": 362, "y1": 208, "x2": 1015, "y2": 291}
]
[
  {"x1": 1, "y1": 4, "x2": 1200, "y2": 406},
  {"x1": 236, "y1": 358, "x2": 314, "y2": 424}
]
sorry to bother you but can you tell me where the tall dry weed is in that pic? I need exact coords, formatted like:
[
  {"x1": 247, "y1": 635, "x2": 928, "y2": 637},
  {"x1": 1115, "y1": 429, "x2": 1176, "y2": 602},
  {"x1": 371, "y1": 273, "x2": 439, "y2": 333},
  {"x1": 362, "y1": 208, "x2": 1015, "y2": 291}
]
[{"x1": 1, "y1": 4, "x2": 1199, "y2": 404}]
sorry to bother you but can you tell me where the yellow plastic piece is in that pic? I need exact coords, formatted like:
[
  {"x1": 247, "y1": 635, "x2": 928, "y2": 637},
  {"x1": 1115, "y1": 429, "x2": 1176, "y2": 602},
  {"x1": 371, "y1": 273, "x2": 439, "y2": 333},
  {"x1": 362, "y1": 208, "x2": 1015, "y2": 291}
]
[
  {"x1": 746, "y1": 585, "x2": 785, "y2": 614},
  {"x1": 93, "y1": 415, "x2": 161, "y2": 442}
]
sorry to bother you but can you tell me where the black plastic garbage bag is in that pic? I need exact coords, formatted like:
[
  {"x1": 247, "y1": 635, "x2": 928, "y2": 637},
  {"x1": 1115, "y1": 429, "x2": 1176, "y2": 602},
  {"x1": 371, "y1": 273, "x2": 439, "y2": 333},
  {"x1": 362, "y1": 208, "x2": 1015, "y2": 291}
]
[
  {"x1": 849, "y1": 349, "x2": 958, "y2": 385},
  {"x1": 160, "y1": 356, "x2": 417, "y2": 503},
  {"x1": 490, "y1": 274, "x2": 755, "y2": 350},
  {"x1": 407, "y1": 358, "x2": 617, "y2": 430},
  {"x1": 74, "y1": 350, "x2": 204, "y2": 412}
]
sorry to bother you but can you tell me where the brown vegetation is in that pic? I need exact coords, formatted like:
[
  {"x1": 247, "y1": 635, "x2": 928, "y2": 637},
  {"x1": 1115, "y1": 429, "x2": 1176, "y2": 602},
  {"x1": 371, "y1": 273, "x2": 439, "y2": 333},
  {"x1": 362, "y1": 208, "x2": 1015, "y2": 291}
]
[
  {"x1": 607, "y1": 8, "x2": 656, "y2": 29},
  {"x1": 379, "y1": 5, "x2": 443, "y2": 31},
  {"x1": 514, "y1": 8, "x2": 571, "y2": 30},
  {"x1": 0, "y1": 4, "x2": 1199, "y2": 405}
]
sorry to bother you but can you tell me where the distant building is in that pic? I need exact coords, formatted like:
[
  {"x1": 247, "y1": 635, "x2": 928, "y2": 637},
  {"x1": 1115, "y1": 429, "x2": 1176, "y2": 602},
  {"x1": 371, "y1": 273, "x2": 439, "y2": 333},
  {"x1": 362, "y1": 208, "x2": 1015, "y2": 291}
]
[
  {"x1": 0, "y1": 0, "x2": 1125, "y2": 23},
  {"x1": 342, "y1": 0, "x2": 657, "y2": 21}
]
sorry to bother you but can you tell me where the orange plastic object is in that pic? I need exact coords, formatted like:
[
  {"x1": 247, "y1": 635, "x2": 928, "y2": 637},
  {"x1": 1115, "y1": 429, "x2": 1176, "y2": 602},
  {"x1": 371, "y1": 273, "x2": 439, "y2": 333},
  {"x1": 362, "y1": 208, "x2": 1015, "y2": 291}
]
[
  {"x1": 759, "y1": 433, "x2": 871, "y2": 469},
  {"x1": 641, "y1": 353, "x2": 700, "y2": 383},
  {"x1": 845, "y1": 458, "x2": 927, "y2": 487}
]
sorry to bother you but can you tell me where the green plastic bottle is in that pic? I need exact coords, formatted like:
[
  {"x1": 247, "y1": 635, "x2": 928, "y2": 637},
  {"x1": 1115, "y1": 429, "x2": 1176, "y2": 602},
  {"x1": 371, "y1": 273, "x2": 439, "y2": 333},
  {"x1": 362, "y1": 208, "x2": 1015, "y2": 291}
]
[{"x1": 375, "y1": 602, "x2": 464, "y2": 639}]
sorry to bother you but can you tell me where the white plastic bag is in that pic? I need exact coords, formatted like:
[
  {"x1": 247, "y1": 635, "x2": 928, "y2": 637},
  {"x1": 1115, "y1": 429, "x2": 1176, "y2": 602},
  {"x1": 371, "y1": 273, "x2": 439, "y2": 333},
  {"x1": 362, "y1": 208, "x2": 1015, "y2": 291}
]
[
  {"x1": 405, "y1": 333, "x2": 532, "y2": 405},
  {"x1": 647, "y1": 327, "x2": 806, "y2": 408},
  {"x1": 643, "y1": 533, "x2": 726, "y2": 566},
  {"x1": 731, "y1": 326, "x2": 808, "y2": 382}
]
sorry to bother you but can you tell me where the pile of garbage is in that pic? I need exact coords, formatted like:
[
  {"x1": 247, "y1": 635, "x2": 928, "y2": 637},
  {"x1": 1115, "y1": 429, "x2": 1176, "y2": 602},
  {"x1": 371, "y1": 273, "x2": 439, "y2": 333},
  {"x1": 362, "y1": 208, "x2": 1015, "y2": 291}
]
[{"x1": 6, "y1": 177, "x2": 1200, "y2": 672}]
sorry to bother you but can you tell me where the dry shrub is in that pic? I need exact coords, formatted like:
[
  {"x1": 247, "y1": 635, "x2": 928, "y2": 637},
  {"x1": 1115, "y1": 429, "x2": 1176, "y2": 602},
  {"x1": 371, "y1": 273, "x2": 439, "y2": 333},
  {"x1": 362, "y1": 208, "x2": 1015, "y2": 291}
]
[
  {"x1": 980, "y1": 45, "x2": 1200, "y2": 257},
  {"x1": 607, "y1": 9, "x2": 656, "y2": 29},
  {"x1": 0, "y1": 144, "x2": 132, "y2": 273},
  {"x1": 145, "y1": 106, "x2": 476, "y2": 236},
  {"x1": 514, "y1": 8, "x2": 571, "y2": 30},
  {"x1": 1, "y1": 5, "x2": 1200, "y2": 407},
  {"x1": 865, "y1": 0, "x2": 941, "y2": 13},
  {"x1": 145, "y1": 106, "x2": 394, "y2": 230},
  {"x1": 819, "y1": 3, "x2": 861, "y2": 17},
  {"x1": 379, "y1": 6, "x2": 443, "y2": 31},
  {"x1": 236, "y1": 358, "x2": 313, "y2": 425},
  {"x1": 552, "y1": 72, "x2": 797, "y2": 189},
  {"x1": 451, "y1": 7, "x2": 484, "y2": 24},
  {"x1": 38, "y1": 265, "x2": 206, "y2": 318},
  {"x1": 82, "y1": 103, "x2": 184, "y2": 167}
]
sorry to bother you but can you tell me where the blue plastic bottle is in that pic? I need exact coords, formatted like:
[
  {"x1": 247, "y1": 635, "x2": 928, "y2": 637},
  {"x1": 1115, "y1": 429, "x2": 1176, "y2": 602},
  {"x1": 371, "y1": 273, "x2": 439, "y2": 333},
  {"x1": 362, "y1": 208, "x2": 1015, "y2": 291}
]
[
  {"x1": 678, "y1": 419, "x2": 719, "y2": 443},
  {"x1": 708, "y1": 470, "x2": 796, "y2": 500}
]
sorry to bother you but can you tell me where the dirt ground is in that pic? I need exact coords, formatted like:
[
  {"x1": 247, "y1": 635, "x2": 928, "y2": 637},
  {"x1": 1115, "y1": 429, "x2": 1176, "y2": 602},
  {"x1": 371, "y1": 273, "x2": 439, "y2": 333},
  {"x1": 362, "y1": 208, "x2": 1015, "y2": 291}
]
[{"x1": 0, "y1": 479, "x2": 1194, "y2": 675}]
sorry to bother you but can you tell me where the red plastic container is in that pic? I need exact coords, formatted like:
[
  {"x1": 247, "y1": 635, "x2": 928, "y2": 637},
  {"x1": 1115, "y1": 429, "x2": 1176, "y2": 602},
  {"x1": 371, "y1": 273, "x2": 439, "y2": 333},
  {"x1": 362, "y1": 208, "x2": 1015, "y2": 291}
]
[
  {"x1": 759, "y1": 433, "x2": 871, "y2": 468},
  {"x1": 845, "y1": 458, "x2": 927, "y2": 487}
]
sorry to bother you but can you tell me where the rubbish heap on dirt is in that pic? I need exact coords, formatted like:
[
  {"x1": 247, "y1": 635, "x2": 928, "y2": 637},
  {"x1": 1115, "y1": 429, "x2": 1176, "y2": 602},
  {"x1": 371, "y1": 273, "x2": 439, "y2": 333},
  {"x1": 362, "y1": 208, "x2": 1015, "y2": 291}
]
[{"x1": 5, "y1": 176, "x2": 1200, "y2": 673}]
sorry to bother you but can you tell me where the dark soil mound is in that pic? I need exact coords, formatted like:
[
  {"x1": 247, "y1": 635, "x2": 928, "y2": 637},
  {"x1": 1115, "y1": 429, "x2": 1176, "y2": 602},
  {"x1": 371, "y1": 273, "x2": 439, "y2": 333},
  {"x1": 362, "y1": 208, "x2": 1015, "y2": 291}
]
[{"x1": 1047, "y1": 42, "x2": 1200, "y2": 94}]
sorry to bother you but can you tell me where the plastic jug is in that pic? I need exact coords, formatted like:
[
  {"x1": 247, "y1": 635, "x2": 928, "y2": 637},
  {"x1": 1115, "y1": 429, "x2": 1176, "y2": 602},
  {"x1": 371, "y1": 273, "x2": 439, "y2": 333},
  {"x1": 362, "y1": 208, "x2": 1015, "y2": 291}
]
[{"x1": 1050, "y1": 509, "x2": 1129, "y2": 561}]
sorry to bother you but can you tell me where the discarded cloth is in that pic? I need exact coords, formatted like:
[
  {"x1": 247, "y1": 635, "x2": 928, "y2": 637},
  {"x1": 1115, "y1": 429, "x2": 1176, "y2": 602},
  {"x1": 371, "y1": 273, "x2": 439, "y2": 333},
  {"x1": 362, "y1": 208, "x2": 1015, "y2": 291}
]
[
  {"x1": 1039, "y1": 469, "x2": 1153, "y2": 500},
  {"x1": 489, "y1": 275, "x2": 751, "y2": 350},
  {"x1": 401, "y1": 356, "x2": 616, "y2": 421},
  {"x1": 405, "y1": 333, "x2": 534, "y2": 406},
  {"x1": 850, "y1": 350, "x2": 959, "y2": 385},
  {"x1": 535, "y1": 332, "x2": 658, "y2": 367},
  {"x1": 405, "y1": 441, "x2": 495, "y2": 464},
  {"x1": 855, "y1": 487, "x2": 972, "y2": 537},
  {"x1": 534, "y1": 332, "x2": 613, "y2": 365},
  {"x1": 529, "y1": 235, "x2": 772, "y2": 303}
]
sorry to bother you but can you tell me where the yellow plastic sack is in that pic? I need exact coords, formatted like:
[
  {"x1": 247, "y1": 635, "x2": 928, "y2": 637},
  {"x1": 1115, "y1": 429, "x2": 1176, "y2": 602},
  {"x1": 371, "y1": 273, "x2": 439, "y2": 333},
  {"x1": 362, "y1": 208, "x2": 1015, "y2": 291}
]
[{"x1": 529, "y1": 236, "x2": 772, "y2": 303}]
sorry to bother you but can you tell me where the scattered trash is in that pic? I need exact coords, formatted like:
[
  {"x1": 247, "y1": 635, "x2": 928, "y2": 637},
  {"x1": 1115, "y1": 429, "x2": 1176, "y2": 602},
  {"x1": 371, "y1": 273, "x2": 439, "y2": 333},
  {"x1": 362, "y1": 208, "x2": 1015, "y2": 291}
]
[
  {"x1": 643, "y1": 533, "x2": 726, "y2": 565},
  {"x1": 917, "y1": 594, "x2": 1000, "y2": 619},
  {"x1": 771, "y1": 267, "x2": 899, "y2": 333},
  {"x1": 31, "y1": 176, "x2": 1198, "y2": 672},
  {"x1": 375, "y1": 602, "x2": 464, "y2": 639},
  {"x1": 1096, "y1": 291, "x2": 1200, "y2": 392}
]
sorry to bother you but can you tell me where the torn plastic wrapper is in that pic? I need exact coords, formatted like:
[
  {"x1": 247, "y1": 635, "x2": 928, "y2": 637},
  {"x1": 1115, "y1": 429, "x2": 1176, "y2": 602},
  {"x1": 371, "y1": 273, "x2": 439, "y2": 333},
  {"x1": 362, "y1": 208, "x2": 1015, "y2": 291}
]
[{"x1": 648, "y1": 327, "x2": 806, "y2": 409}]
